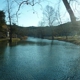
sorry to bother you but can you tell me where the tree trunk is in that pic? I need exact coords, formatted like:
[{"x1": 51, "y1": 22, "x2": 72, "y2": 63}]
[
  {"x1": 9, "y1": 21, "x2": 12, "y2": 43},
  {"x1": 52, "y1": 35, "x2": 54, "y2": 40},
  {"x1": 7, "y1": 0, "x2": 12, "y2": 43},
  {"x1": 62, "y1": 0, "x2": 76, "y2": 23}
]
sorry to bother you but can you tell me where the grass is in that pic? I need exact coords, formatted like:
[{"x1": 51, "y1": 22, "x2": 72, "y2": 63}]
[
  {"x1": 0, "y1": 38, "x2": 20, "y2": 42},
  {"x1": 1, "y1": 36, "x2": 80, "y2": 45},
  {"x1": 0, "y1": 38, "x2": 9, "y2": 42},
  {"x1": 45, "y1": 36, "x2": 80, "y2": 45},
  {"x1": 54, "y1": 36, "x2": 80, "y2": 45},
  {"x1": 12, "y1": 38, "x2": 20, "y2": 42}
]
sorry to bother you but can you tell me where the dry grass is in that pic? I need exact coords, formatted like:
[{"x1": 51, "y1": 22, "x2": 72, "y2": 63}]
[
  {"x1": 0, "y1": 38, "x2": 9, "y2": 42},
  {"x1": 45, "y1": 36, "x2": 80, "y2": 45},
  {"x1": 12, "y1": 38, "x2": 20, "y2": 42},
  {"x1": 54, "y1": 36, "x2": 80, "y2": 45},
  {"x1": 0, "y1": 38, "x2": 20, "y2": 42}
]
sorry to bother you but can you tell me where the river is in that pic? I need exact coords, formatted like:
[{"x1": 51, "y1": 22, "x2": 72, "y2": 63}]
[{"x1": 0, "y1": 37, "x2": 80, "y2": 80}]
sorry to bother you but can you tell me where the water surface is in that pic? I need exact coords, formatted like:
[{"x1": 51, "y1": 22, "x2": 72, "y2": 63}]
[{"x1": 0, "y1": 37, "x2": 80, "y2": 80}]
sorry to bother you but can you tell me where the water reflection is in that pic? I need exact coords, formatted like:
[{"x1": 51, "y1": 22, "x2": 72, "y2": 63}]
[{"x1": 0, "y1": 37, "x2": 80, "y2": 80}]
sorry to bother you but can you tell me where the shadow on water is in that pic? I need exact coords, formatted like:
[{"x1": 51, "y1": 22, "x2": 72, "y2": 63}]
[
  {"x1": 18, "y1": 39, "x2": 51, "y2": 46},
  {"x1": 0, "y1": 41, "x2": 8, "y2": 47},
  {"x1": 0, "y1": 42, "x2": 8, "y2": 55},
  {"x1": 0, "y1": 41, "x2": 18, "y2": 47},
  {"x1": 9, "y1": 39, "x2": 52, "y2": 47},
  {"x1": 0, "y1": 37, "x2": 57, "y2": 47}
]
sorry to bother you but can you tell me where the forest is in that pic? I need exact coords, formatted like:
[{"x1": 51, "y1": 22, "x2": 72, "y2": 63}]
[{"x1": 9, "y1": 21, "x2": 80, "y2": 39}]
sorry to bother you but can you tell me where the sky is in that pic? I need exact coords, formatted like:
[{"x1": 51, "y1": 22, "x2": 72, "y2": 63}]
[{"x1": 0, "y1": 0, "x2": 80, "y2": 27}]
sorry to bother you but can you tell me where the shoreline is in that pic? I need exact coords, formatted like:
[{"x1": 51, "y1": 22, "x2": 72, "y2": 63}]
[
  {"x1": 0, "y1": 36, "x2": 80, "y2": 45},
  {"x1": 0, "y1": 38, "x2": 20, "y2": 42},
  {"x1": 55, "y1": 37, "x2": 80, "y2": 45},
  {"x1": 45, "y1": 36, "x2": 80, "y2": 45}
]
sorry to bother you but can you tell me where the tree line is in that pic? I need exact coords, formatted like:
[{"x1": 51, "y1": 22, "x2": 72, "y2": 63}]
[
  {"x1": 0, "y1": 0, "x2": 80, "y2": 41},
  {"x1": 11, "y1": 21, "x2": 80, "y2": 39}
]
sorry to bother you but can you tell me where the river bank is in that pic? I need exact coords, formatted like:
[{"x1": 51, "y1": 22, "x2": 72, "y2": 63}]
[
  {"x1": 0, "y1": 36, "x2": 28, "y2": 42},
  {"x1": 55, "y1": 36, "x2": 80, "y2": 45},
  {"x1": 0, "y1": 36, "x2": 80, "y2": 45},
  {"x1": 45, "y1": 36, "x2": 80, "y2": 45},
  {"x1": 0, "y1": 38, "x2": 20, "y2": 42}
]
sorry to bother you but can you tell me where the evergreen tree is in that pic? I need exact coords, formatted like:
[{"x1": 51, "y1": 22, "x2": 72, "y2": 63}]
[{"x1": 0, "y1": 11, "x2": 6, "y2": 30}]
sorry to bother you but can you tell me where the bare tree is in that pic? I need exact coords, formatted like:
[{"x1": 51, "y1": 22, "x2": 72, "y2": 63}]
[
  {"x1": 38, "y1": 21, "x2": 45, "y2": 27},
  {"x1": 14, "y1": 0, "x2": 42, "y2": 14},
  {"x1": 69, "y1": 0, "x2": 80, "y2": 21},
  {"x1": 6, "y1": 0, "x2": 12, "y2": 42},
  {"x1": 62, "y1": 0, "x2": 76, "y2": 23},
  {"x1": 43, "y1": 5, "x2": 56, "y2": 27},
  {"x1": 5, "y1": 0, "x2": 18, "y2": 43},
  {"x1": 14, "y1": 0, "x2": 77, "y2": 24},
  {"x1": 56, "y1": 0, "x2": 62, "y2": 24}
]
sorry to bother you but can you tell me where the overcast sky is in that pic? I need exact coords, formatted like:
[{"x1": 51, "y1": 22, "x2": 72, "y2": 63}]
[{"x1": 0, "y1": 0, "x2": 80, "y2": 27}]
